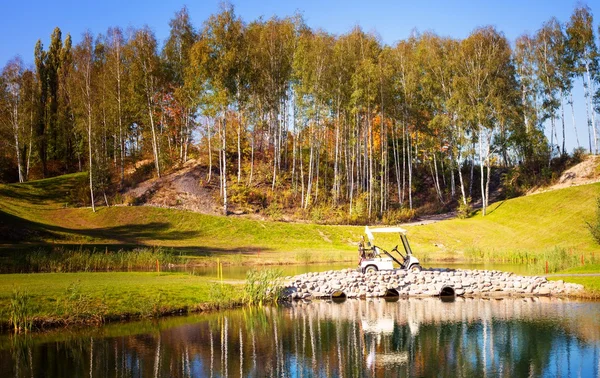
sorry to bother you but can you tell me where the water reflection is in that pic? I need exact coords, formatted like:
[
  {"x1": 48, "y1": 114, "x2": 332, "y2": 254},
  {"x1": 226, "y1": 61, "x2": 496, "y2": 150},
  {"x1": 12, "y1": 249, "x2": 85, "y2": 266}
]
[{"x1": 2, "y1": 298, "x2": 600, "y2": 377}]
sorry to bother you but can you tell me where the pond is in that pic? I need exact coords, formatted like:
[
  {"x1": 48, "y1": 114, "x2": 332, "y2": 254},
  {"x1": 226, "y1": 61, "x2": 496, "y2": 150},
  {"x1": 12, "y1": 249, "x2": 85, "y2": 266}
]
[{"x1": 2, "y1": 297, "x2": 599, "y2": 377}]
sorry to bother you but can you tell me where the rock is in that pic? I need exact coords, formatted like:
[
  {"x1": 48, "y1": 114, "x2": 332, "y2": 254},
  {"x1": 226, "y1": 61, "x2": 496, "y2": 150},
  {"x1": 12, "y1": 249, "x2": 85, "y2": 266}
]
[{"x1": 538, "y1": 287, "x2": 551, "y2": 295}]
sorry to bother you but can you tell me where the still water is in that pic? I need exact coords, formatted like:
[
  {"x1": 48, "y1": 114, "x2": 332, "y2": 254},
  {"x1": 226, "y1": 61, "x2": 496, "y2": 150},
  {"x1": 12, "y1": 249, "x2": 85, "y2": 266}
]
[{"x1": 2, "y1": 297, "x2": 600, "y2": 377}]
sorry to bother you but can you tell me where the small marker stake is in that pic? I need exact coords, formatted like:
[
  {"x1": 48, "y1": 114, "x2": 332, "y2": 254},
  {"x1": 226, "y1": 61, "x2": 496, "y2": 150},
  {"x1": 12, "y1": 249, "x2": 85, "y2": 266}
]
[{"x1": 545, "y1": 261, "x2": 548, "y2": 274}]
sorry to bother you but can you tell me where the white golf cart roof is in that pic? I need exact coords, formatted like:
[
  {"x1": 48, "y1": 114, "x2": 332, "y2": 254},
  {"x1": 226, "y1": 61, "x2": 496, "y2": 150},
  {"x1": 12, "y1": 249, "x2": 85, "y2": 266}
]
[{"x1": 365, "y1": 226, "x2": 407, "y2": 242}]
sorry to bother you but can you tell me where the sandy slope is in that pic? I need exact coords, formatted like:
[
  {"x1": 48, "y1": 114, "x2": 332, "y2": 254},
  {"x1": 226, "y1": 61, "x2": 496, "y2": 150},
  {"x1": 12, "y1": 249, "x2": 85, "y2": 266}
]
[{"x1": 529, "y1": 155, "x2": 600, "y2": 195}]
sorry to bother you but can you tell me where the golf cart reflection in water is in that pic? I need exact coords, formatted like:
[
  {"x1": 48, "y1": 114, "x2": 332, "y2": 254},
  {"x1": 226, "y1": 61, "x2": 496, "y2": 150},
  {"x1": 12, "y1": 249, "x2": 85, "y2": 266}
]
[{"x1": 358, "y1": 226, "x2": 422, "y2": 274}]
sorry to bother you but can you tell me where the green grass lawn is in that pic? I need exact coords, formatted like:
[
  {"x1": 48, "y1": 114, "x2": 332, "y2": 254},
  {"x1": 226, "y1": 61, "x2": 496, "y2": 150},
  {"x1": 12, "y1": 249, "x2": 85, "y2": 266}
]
[
  {"x1": 406, "y1": 182, "x2": 600, "y2": 260},
  {"x1": 1, "y1": 172, "x2": 599, "y2": 268},
  {"x1": 0, "y1": 272, "x2": 243, "y2": 327},
  {"x1": 0, "y1": 173, "x2": 363, "y2": 264},
  {"x1": 549, "y1": 276, "x2": 600, "y2": 297}
]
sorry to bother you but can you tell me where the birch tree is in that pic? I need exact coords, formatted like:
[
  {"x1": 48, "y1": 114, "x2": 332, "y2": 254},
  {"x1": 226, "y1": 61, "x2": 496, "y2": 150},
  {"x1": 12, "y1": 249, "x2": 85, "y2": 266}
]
[
  {"x1": 1, "y1": 58, "x2": 26, "y2": 182},
  {"x1": 130, "y1": 27, "x2": 162, "y2": 178}
]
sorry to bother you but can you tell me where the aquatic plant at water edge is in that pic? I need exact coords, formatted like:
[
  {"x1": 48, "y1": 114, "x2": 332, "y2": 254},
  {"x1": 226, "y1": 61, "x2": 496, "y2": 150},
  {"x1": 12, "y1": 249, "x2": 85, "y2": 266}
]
[
  {"x1": 244, "y1": 268, "x2": 283, "y2": 306},
  {"x1": 54, "y1": 282, "x2": 107, "y2": 324},
  {"x1": 8, "y1": 289, "x2": 34, "y2": 333},
  {"x1": 18, "y1": 247, "x2": 182, "y2": 273}
]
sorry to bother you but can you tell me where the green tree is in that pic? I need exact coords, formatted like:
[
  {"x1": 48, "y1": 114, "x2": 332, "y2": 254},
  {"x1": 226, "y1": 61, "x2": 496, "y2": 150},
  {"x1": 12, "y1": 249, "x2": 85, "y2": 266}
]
[{"x1": 566, "y1": 6, "x2": 598, "y2": 154}]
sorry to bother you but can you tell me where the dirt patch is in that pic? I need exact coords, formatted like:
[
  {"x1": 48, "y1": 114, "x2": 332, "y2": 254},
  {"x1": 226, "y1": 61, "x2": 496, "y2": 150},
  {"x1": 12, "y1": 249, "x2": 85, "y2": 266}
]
[
  {"x1": 528, "y1": 155, "x2": 600, "y2": 195},
  {"x1": 123, "y1": 160, "x2": 221, "y2": 215}
]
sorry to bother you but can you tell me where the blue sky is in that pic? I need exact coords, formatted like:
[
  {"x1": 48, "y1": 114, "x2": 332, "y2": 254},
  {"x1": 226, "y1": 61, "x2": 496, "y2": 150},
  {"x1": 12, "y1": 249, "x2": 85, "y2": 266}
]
[{"x1": 1, "y1": 0, "x2": 597, "y2": 152}]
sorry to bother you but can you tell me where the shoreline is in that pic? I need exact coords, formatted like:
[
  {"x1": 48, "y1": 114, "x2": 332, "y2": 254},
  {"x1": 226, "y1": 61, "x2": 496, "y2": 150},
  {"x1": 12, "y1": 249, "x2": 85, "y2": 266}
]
[{"x1": 2, "y1": 267, "x2": 599, "y2": 334}]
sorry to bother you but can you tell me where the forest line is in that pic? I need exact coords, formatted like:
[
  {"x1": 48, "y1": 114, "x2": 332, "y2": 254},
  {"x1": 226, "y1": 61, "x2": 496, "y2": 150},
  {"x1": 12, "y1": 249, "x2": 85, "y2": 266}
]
[{"x1": 1, "y1": 4, "x2": 599, "y2": 220}]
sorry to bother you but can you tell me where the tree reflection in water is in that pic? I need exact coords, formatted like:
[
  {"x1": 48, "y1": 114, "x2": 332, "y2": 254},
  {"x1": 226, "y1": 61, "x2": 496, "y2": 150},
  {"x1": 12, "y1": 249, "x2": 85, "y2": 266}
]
[{"x1": 2, "y1": 297, "x2": 600, "y2": 377}]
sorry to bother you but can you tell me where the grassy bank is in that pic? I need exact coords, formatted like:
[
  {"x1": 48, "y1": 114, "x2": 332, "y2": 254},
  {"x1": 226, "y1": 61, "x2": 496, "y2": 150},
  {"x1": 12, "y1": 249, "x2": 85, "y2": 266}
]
[
  {"x1": 0, "y1": 272, "x2": 245, "y2": 331},
  {"x1": 405, "y1": 182, "x2": 600, "y2": 265},
  {"x1": 549, "y1": 264, "x2": 600, "y2": 298},
  {"x1": 1, "y1": 173, "x2": 599, "y2": 273},
  {"x1": 558, "y1": 277, "x2": 600, "y2": 297},
  {"x1": 0, "y1": 173, "x2": 361, "y2": 264}
]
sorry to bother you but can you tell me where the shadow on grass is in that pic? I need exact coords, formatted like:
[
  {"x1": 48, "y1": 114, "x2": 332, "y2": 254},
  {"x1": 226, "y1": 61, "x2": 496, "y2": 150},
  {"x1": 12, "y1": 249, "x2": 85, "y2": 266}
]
[
  {"x1": 0, "y1": 209, "x2": 273, "y2": 270},
  {"x1": 486, "y1": 200, "x2": 506, "y2": 216},
  {"x1": 0, "y1": 174, "x2": 86, "y2": 206},
  {"x1": 0, "y1": 208, "x2": 197, "y2": 244}
]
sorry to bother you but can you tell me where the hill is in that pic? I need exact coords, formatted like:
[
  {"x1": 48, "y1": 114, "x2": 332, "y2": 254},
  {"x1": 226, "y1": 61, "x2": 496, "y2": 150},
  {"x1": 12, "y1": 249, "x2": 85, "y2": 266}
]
[
  {"x1": 407, "y1": 182, "x2": 600, "y2": 258},
  {"x1": 0, "y1": 172, "x2": 598, "y2": 270},
  {"x1": 0, "y1": 173, "x2": 361, "y2": 265}
]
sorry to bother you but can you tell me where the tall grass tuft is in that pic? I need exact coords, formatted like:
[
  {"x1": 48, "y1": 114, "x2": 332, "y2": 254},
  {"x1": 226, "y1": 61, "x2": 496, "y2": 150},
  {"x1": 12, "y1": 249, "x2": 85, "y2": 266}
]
[
  {"x1": 8, "y1": 289, "x2": 34, "y2": 333},
  {"x1": 54, "y1": 282, "x2": 107, "y2": 324},
  {"x1": 463, "y1": 246, "x2": 598, "y2": 274},
  {"x1": 244, "y1": 268, "x2": 283, "y2": 306},
  {"x1": 17, "y1": 247, "x2": 182, "y2": 273}
]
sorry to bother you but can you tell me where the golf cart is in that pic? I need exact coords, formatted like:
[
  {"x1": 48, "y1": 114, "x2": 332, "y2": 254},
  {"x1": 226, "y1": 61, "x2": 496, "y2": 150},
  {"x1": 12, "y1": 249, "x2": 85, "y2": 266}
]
[{"x1": 358, "y1": 226, "x2": 422, "y2": 274}]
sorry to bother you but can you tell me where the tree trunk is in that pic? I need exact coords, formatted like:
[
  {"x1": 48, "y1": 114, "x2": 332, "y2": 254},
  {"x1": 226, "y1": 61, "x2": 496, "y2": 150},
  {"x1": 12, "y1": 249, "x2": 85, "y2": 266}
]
[
  {"x1": 88, "y1": 105, "x2": 95, "y2": 212},
  {"x1": 249, "y1": 128, "x2": 254, "y2": 185},
  {"x1": 570, "y1": 92, "x2": 580, "y2": 148},
  {"x1": 11, "y1": 102, "x2": 24, "y2": 183},
  {"x1": 586, "y1": 63, "x2": 598, "y2": 154},
  {"x1": 457, "y1": 155, "x2": 467, "y2": 205},
  {"x1": 148, "y1": 105, "x2": 161, "y2": 178},
  {"x1": 237, "y1": 111, "x2": 242, "y2": 183},
  {"x1": 584, "y1": 80, "x2": 593, "y2": 153},
  {"x1": 560, "y1": 89, "x2": 565, "y2": 155},
  {"x1": 407, "y1": 128, "x2": 413, "y2": 210},
  {"x1": 432, "y1": 152, "x2": 443, "y2": 203},
  {"x1": 305, "y1": 126, "x2": 314, "y2": 209},
  {"x1": 469, "y1": 141, "x2": 475, "y2": 198},
  {"x1": 333, "y1": 103, "x2": 340, "y2": 206},
  {"x1": 479, "y1": 126, "x2": 486, "y2": 216},
  {"x1": 207, "y1": 119, "x2": 212, "y2": 183},
  {"x1": 221, "y1": 115, "x2": 228, "y2": 215},
  {"x1": 300, "y1": 138, "x2": 305, "y2": 208}
]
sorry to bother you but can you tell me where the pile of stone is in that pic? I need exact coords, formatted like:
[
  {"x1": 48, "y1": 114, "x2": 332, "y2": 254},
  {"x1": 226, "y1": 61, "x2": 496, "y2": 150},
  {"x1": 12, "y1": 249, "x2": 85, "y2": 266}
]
[{"x1": 283, "y1": 268, "x2": 585, "y2": 300}]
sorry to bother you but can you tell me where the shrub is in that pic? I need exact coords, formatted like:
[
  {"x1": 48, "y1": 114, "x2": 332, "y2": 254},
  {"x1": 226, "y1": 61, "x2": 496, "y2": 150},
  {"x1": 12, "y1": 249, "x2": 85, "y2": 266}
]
[
  {"x1": 501, "y1": 170, "x2": 523, "y2": 199},
  {"x1": 382, "y1": 208, "x2": 416, "y2": 225},
  {"x1": 264, "y1": 202, "x2": 284, "y2": 221},
  {"x1": 572, "y1": 147, "x2": 588, "y2": 164},
  {"x1": 457, "y1": 197, "x2": 473, "y2": 219}
]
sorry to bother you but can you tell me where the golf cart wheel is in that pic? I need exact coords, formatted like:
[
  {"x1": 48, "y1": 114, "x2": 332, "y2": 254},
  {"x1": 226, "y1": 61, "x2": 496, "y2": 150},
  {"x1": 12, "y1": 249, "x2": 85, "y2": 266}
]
[
  {"x1": 365, "y1": 266, "x2": 378, "y2": 274},
  {"x1": 409, "y1": 264, "x2": 422, "y2": 273}
]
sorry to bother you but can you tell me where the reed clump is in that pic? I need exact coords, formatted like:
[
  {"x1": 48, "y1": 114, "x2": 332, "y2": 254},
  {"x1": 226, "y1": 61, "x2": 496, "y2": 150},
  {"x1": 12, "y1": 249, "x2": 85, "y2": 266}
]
[
  {"x1": 463, "y1": 246, "x2": 599, "y2": 274},
  {"x1": 17, "y1": 247, "x2": 182, "y2": 273},
  {"x1": 7, "y1": 289, "x2": 34, "y2": 333},
  {"x1": 53, "y1": 282, "x2": 107, "y2": 324},
  {"x1": 244, "y1": 268, "x2": 283, "y2": 306}
]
